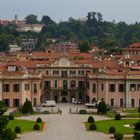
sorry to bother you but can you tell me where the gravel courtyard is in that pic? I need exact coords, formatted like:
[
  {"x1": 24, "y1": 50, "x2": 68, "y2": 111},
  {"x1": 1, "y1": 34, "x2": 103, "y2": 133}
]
[{"x1": 17, "y1": 103, "x2": 112, "y2": 140}]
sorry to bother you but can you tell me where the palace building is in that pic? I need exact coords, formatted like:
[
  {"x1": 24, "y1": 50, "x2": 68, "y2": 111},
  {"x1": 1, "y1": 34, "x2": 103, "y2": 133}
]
[{"x1": 0, "y1": 43, "x2": 140, "y2": 108}]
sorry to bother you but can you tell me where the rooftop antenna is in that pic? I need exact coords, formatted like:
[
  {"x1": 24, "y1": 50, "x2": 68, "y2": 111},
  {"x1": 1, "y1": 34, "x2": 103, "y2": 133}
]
[{"x1": 15, "y1": 14, "x2": 18, "y2": 24}]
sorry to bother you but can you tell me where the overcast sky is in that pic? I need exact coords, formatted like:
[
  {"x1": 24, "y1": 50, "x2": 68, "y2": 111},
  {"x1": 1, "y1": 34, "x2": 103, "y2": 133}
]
[{"x1": 0, "y1": 0, "x2": 140, "y2": 24}]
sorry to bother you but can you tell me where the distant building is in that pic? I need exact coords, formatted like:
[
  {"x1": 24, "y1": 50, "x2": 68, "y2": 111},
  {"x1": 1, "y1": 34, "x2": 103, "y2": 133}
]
[
  {"x1": 16, "y1": 24, "x2": 44, "y2": 32},
  {"x1": 21, "y1": 38, "x2": 38, "y2": 51},
  {"x1": 0, "y1": 43, "x2": 140, "y2": 108},
  {"x1": 9, "y1": 44, "x2": 21, "y2": 52},
  {"x1": 123, "y1": 42, "x2": 140, "y2": 57}
]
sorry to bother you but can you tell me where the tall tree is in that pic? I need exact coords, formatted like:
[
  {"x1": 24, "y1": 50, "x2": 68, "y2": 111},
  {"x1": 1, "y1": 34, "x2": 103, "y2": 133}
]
[
  {"x1": 25, "y1": 14, "x2": 38, "y2": 24},
  {"x1": 0, "y1": 35, "x2": 11, "y2": 52},
  {"x1": 78, "y1": 40, "x2": 91, "y2": 53},
  {"x1": 41, "y1": 15, "x2": 55, "y2": 25}
]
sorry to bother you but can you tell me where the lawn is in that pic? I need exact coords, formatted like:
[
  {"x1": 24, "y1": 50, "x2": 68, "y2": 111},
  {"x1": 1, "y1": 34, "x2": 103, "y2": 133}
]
[
  {"x1": 85, "y1": 119, "x2": 139, "y2": 134},
  {"x1": 7, "y1": 119, "x2": 43, "y2": 133}
]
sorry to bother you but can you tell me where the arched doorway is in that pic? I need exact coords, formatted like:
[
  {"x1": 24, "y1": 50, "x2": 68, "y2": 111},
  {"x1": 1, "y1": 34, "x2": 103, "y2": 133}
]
[
  {"x1": 54, "y1": 95, "x2": 58, "y2": 103},
  {"x1": 86, "y1": 95, "x2": 90, "y2": 103},
  {"x1": 61, "y1": 97, "x2": 67, "y2": 103}
]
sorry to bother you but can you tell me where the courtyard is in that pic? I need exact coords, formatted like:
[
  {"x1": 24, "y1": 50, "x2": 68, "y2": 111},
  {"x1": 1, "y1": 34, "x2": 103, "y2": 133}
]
[{"x1": 17, "y1": 103, "x2": 112, "y2": 140}]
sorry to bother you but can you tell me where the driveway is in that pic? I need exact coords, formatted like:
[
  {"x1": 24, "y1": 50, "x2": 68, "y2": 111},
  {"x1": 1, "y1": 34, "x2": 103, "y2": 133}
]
[{"x1": 17, "y1": 104, "x2": 112, "y2": 140}]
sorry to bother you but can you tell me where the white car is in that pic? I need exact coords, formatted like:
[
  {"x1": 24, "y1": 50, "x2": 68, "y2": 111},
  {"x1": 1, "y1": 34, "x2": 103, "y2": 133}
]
[{"x1": 42, "y1": 100, "x2": 56, "y2": 107}]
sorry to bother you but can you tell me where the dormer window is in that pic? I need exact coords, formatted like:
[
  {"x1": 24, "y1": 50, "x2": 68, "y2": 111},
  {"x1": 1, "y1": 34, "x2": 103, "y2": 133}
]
[{"x1": 7, "y1": 65, "x2": 16, "y2": 72}]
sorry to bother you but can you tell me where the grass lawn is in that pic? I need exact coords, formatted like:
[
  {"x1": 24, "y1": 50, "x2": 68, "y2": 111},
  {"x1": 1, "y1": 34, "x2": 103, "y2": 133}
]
[
  {"x1": 122, "y1": 109, "x2": 138, "y2": 113},
  {"x1": 85, "y1": 119, "x2": 139, "y2": 134},
  {"x1": 7, "y1": 119, "x2": 43, "y2": 133}
]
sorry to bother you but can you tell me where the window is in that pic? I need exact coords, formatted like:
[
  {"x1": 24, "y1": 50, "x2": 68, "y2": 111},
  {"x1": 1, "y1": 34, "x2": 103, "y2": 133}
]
[
  {"x1": 33, "y1": 98, "x2": 37, "y2": 107},
  {"x1": 118, "y1": 84, "x2": 125, "y2": 92},
  {"x1": 13, "y1": 99, "x2": 19, "y2": 107},
  {"x1": 3, "y1": 84, "x2": 10, "y2": 92},
  {"x1": 131, "y1": 99, "x2": 135, "y2": 107},
  {"x1": 78, "y1": 81, "x2": 85, "y2": 89},
  {"x1": 25, "y1": 84, "x2": 29, "y2": 91},
  {"x1": 46, "y1": 70, "x2": 49, "y2": 75},
  {"x1": 92, "y1": 83, "x2": 96, "y2": 93},
  {"x1": 4, "y1": 99, "x2": 10, "y2": 107},
  {"x1": 53, "y1": 70, "x2": 59, "y2": 75},
  {"x1": 70, "y1": 70, "x2": 76, "y2": 75},
  {"x1": 78, "y1": 70, "x2": 84, "y2": 75},
  {"x1": 130, "y1": 84, "x2": 136, "y2": 91},
  {"x1": 137, "y1": 84, "x2": 140, "y2": 91},
  {"x1": 110, "y1": 98, "x2": 114, "y2": 107},
  {"x1": 120, "y1": 98, "x2": 124, "y2": 107},
  {"x1": 61, "y1": 71, "x2": 67, "y2": 77},
  {"x1": 13, "y1": 84, "x2": 20, "y2": 92},
  {"x1": 70, "y1": 80, "x2": 76, "y2": 87},
  {"x1": 54, "y1": 80, "x2": 57, "y2": 88},
  {"x1": 44, "y1": 81, "x2": 50, "y2": 89},
  {"x1": 101, "y1": 84, "x2": 104, "y2": 91},
  {"x1": 33, "y1": 83, "x2": 37, "y2": 93},
  {"x1": 109, "y1": 84, "x2": 116, "y2": 92},
  {"x1": 63, "y1": 80, "x2": 68, "y2": 89}
]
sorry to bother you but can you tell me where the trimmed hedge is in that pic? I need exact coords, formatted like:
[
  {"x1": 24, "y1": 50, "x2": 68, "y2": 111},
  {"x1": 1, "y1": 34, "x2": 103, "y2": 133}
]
[
  {"x1": 88, "y1": 116, "x2": 95, "y2": 123},
  {"x1": 36, "y1": 117, "x2": 42, "y2": 123},
  {"x1": 89, "y1": 123, "x2": 97, "y2": 130},
  {"x1": 109, "y1": 126, "x2": 116, "y2": 134},
  {"x1": 21, "y1": 100, "x2": 33, "y2": 114},
  {"x1": 97, "y1": 101, "x2": 107, "y2": 114},
  {"x1": 114, "y1": 133, "x2": 123, "y2": 140},
  {"x1": 115, "y1": 113, "x2": 121, "y2": 120},
  {"x1": 79, "y1": 110, "x2": 87, "y2": 114},
  {"x1": 15, "y1": 126, "x2": 21, "y2": 133},
  {"x1": 9, "y1": 114, "x2": 14, "y2": 120},
  {"x1": 33, "y1": 124, "x2": 40, "y2": 130}
]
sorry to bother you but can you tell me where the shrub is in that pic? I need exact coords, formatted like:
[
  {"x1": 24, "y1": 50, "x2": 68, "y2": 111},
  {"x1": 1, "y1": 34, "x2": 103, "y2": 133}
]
[
  {"x1": 138, "y1": 107, "x2": 140, "y2": 114},
  {"x1": 115, "y1": 113, "x2": 121, "y2": 120},
  {"x1": 36, "y1": 117, "x2": 42, "y2": 123},
  {"x1": 79, "y1": 110, "x2": 87, "y2": 114},
  {"x1": 97, "y1": 101, "x2": 107, "y2": 114},
  {"x1": 89, "y1": 123, "x2": 97, "y2": 130},
  {"x1": 21, "y1": 100, "x2": 33, "y2": 114},
  {"x1": 109, "y1": 126, "x2": 116, "y2": 133},
  {"x1": 33, "y1": 124, "x2": 40, "y2": 130},
  {"x1": 134, "y1": 121, "x2": 140, "y2": 140},
  {"x1": 43, "y1": 110, "x2": 50, "y2": 114},
  {"x1": 114, "y1": 133, "x2": 123, "y2": 140},
  {"x1": 9, "y1": 114, "x2": 14, "y2": 120},
  {"x1": 88, "y1": 116, "x2": 95, "y2": 123},
  {"x1": 15, "y1": 126, "x2": 21, "y2": 133},
  {"x1": 12, "y1": 111, "x2": 22, "y2": 117}
]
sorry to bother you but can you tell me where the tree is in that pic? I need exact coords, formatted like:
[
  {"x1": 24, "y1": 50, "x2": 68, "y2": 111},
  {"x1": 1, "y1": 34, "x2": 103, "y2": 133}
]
[
  {"x1": 25, "y1": 14, "x2": 38, "y2": 24},
  {"x1": 134, "y1": 121, "x2": 140, "y2": 140},
  {"x1": 78, "y1": 40, "x2": 91, "y2": 53},
  {"x1": 21, "y1": 100, "x2": 33, "y2": 114},
  {"x1": 97, "y1": 101, "x2": 107, "y2": 114},
  {"x1": 41, "y1": 15, "x2": 55, "y2": 25},
  {"x1": 0, "y1": 101, "x2": 16, "y2": 140},
  {"x1": 0, "y1": 35, "x2": 10, "y2": 52}
]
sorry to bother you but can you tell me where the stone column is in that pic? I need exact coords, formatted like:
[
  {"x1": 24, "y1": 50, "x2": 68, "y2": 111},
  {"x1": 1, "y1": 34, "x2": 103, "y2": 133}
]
[
  {"x1": 126, "y1": 81, "x2": 131, "y2": 108},
  {"x1": 105, "y1": 81, "x2": 109, "y2": 105}
]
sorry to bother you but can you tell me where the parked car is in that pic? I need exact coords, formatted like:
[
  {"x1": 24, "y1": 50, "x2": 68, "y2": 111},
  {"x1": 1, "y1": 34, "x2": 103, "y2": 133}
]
[
  {"x1": 42, "y1": 100, "x2": 56, "y2": 107},
  {"x1": 85, "y1": 101, "x2": 101, "y2": 108},
  {"x1": 72, "y1": 99, "x2": 82, "y2": 104}
]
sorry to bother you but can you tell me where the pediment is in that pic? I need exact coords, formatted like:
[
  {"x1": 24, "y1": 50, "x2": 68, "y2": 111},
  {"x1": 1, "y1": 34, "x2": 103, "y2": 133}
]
[{"x1": 51, "y1": 57, "x2": 77, "y2": 67}]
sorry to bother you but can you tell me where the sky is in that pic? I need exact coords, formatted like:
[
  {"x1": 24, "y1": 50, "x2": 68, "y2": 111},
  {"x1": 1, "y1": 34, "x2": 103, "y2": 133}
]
[{"x1": 0, "y1": 0, "x2": 140, "y2": 24}]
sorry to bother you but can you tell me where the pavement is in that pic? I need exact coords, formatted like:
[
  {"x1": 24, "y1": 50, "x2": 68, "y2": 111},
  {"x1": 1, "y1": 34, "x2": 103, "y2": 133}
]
[{"x1": 17, "y1": 104, "x2": 112, "y2": 140}]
